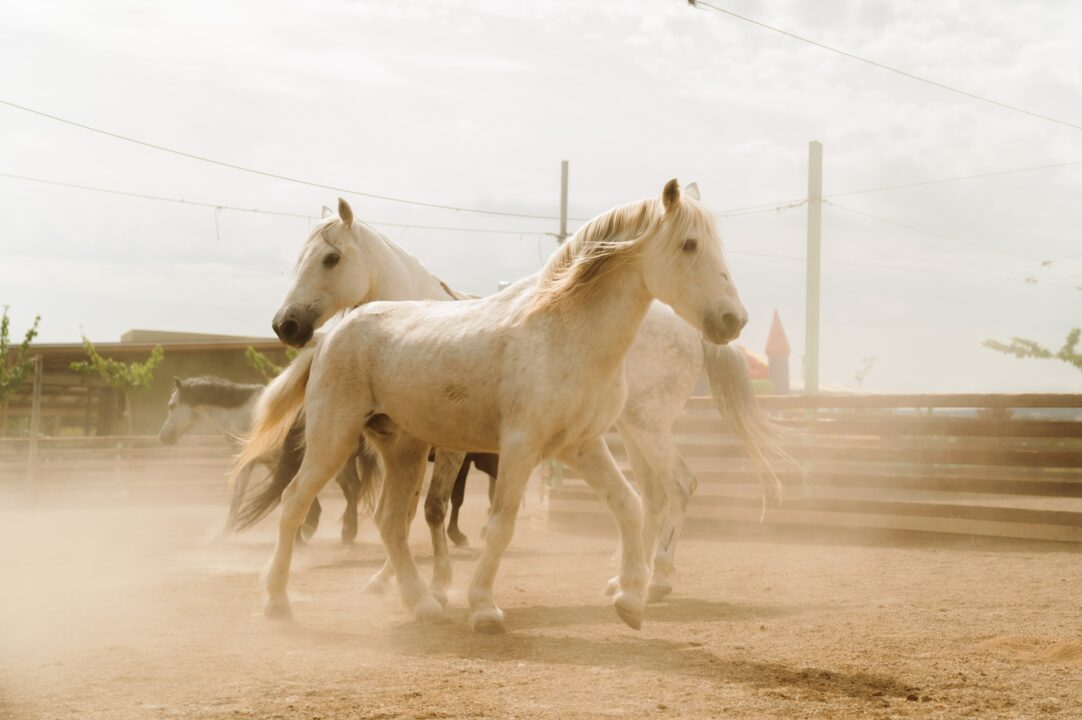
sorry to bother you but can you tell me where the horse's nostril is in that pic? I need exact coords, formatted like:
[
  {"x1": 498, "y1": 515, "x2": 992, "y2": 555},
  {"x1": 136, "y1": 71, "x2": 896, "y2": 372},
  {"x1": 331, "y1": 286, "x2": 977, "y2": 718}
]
[{"x1": 278, "y1": 319, "x2": 299, "y2": 341}]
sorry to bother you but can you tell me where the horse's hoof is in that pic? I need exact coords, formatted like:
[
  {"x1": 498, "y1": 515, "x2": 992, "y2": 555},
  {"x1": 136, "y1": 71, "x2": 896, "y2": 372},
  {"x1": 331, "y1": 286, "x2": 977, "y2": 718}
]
[
  {"x1": 414, "y1": 595, "x2": 445, "y2": 623},
  {"x1": 447, "y1": 529, "x2": 470, "y2": 548},
  {"x1": 469, "y1": 607, "x2": 506, "y2": 635},
  {"x1": 647, "y1": 583, "x2": 673, "y2": 604},
  {"x1": 299, "y1": 522, "x2": 317, "y2": 543},
  {"x1": 361, "y1": 576, "x2": 392, "y2": 596},
  {"x1": 602, "y1": 576, "x2": 620, "y2": 597},
  {"x1": 431, "y1": 587, "x2": 449, "y2": 608},
  {"x1": 613, "y1": 591, "x2": 644, "y2": 631},
  {"x1": 340, "y1": 530, "x2": 357, "y2": 545},
  {"x1": 264, "y1": 598, "x2": 293, "y2": 620}
]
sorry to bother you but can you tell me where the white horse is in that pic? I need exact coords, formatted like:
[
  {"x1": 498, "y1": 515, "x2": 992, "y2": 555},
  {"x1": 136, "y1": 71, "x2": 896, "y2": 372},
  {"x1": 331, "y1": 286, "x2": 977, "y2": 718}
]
[
  {"x1": 159, "y1": 376, "x2": 270, "y2": 533},
  {"x1": 267, "y1": 187, "x2": 783, "y2": 604},
  {"x1": 235, "y1": 179, "x2": 748, "y2": 633}
]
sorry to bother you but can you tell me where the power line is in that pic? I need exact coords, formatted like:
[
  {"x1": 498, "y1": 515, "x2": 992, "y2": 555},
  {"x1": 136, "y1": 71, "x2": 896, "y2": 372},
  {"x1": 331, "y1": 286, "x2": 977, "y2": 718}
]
[
  {"x1": 4, "y1": 167, "x2": 1074, "y2": 287},
  {"x1": 715, "y1": 158, "x2": 1082, "y2": 220},
  {"x1": 825, "y1": 200, "x2": 1082, "y2": 270},
  {"x1": 0, "y1": 171, "x2": 552, "y2": 236},
  {"x1": 687, "y1": 1, "x2": 1082, "y2": 133},
  {"x1": 0, "y1": 98, "x2": 572, "y2": 221},
  {"x1": 732, "y1": 247, "x2": 1075, "y2": 285},
  {"x1": 829, "y1": 159, "x2": 1082, "y2": 199}
]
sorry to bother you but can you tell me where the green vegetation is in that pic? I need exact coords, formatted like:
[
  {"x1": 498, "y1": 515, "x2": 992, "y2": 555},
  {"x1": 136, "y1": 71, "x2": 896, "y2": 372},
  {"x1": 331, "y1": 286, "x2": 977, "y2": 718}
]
[
  {"x1": 245, "y1": 346, "x2": 299, "y2": 381},
  {"x1": 70, "y1": 337, "x2": 164, "y2": 433},
  {"x1": 0, "y1": 306, "x2": 41, "y2": 402},
  {"x1": 984, "y1": 329, "x2": 1082, "y2": 375}
]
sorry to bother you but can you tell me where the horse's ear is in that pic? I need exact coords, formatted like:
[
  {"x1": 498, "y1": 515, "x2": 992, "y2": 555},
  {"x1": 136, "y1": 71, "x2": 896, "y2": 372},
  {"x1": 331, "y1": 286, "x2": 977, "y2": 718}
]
[
  {"x1": 662, "y1": 179, "x2": 681, "y2": 212},
  {"x1": 338, "y1": 197, "x2": 354, "y2": 226},
  {"x1": 173, "y1": 376, "x2": 182, "y2": 389},
  {"x1": 320, "y1": 206, "x2": 333, "y2": 219},
  {"x1": 685, "y1": 182, "x2": 701, "y2": 201}
]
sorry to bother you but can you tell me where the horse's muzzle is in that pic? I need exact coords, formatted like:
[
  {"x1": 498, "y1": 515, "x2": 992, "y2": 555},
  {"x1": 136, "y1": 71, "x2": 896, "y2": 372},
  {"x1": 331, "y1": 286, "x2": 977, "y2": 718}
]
[
  {"x1": 702, "y1": 309, "x2": 747, "y2": 345},
  {"x1": 272, "y1": 306, "x2": 318, "y2": 348}
]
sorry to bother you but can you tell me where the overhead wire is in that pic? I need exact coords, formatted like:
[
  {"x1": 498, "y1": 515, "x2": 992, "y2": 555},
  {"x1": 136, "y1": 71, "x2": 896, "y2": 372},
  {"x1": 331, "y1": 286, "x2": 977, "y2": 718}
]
[
  {"x1": 0, "y1": 171, "x2": 554, "y2": 236},
  {"x1": 823, "y1": 200, "x2": 1082, "y2": 268},
  {"x1": 0, "y1": 98, "x2": 581, "y2": 221},
  {"x1": 687, "y1": 1, "x2": 1082, "y2": 132}
]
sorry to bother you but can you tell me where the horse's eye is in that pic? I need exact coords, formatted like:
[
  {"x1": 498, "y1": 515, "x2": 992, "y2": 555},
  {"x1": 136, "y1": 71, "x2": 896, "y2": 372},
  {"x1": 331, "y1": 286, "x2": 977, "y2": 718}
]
[
  {"x1": 323, "y1": 253, "x2": 341, "y2": 269},
  {"x1": 682, "y1": 238, "x2": 698, "y2": 253}
]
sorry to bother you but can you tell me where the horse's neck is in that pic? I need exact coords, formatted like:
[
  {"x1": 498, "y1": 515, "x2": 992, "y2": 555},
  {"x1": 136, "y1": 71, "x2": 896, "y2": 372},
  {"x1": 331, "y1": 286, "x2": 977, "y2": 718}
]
[
  {"x1": 542, "y1": 262, "x2": 654, "y2": 378},
  {"x1": 363, "y1": 232, "x2": 457, "y2": 302},
  {"x1": 197, "y1": 401, "x2": 254, "y2": 438}
]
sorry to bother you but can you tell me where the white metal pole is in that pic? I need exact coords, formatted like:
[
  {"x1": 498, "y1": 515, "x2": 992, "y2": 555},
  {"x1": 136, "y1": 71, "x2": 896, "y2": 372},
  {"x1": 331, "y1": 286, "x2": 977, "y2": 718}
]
[
  {"x1": 804, "y1": 141, "x2": 823, "y2": 395},
  {"x1": 558, "y1": 160, "x2": 569, "y2": 244}
]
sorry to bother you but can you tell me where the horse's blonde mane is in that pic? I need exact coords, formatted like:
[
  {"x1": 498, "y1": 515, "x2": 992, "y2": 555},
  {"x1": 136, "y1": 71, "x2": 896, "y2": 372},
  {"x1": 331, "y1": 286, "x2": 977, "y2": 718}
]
[
  {"x1": 530, "y1": 190, "x2": 718, "y2": 314},
  {"x1": 530, "y1": 198, "x2": 660, "y2": 313}
]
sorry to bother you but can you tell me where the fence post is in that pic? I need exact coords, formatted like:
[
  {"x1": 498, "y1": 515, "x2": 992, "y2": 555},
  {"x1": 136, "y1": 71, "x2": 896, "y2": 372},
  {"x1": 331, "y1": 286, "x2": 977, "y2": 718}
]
[
  {"x1": 804, "y1": 140, "x2": 823, "y2": 396},
  {"x1": 26, "y1": 354, "x2": 43, "y2": 487}
]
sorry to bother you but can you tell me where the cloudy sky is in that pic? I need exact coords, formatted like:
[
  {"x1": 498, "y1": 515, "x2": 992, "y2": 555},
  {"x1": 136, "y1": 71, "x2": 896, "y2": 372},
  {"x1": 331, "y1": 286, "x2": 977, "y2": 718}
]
[{"x1": 1, "y1": 0, "x2": 1079, "y2": 392}]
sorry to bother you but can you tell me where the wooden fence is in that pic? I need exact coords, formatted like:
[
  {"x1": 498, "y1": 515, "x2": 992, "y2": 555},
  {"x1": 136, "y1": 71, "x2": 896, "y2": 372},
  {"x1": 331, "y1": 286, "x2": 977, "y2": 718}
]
[
  {"x1": 548, "y1": 394, "x2": 1082, "y2": 543},
  {"x1": 0, "y1": 434, "x2": 236, "y2": 499}
]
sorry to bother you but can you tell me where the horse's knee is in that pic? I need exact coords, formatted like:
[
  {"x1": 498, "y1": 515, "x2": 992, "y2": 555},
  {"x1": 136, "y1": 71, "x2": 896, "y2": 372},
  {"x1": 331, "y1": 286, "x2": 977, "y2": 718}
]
[{"x1": 424, "y1": 494, "x2": 447, "y2": 527}]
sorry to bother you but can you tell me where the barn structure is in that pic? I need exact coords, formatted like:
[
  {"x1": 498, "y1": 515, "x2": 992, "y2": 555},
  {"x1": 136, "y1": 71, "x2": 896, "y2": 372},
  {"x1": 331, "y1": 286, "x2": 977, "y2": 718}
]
[{"x1": 0, "y1": 329, "x2": 290, "y2": 438}]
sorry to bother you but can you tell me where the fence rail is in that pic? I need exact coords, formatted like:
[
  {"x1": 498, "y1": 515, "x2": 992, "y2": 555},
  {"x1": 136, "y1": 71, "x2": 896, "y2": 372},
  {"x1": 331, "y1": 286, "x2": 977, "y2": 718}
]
[
  {"x1": 548, "y1": 393, "x2": 1082, "y2": 543},
  {"x1": 0, "y1": 435, "x2": 237, "y2": 497}
]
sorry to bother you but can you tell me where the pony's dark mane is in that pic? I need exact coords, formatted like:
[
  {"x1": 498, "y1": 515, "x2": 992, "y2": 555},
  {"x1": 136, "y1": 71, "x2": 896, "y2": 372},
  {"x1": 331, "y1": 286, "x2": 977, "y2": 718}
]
[{"x1": 178, "y1": 376, "x2": 263, "y2": 408}]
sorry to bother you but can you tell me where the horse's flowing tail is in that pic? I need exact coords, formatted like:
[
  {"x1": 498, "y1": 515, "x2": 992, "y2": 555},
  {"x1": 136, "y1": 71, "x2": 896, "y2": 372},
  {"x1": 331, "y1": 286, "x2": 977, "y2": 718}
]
[
  {"x1": 701, "y1": 341, "x2": 803, "y2": 517},
  {"x1": 232, "y1": 423, "x2": 304, "y2": 532},
  {"x1": 229, "y1": 347, "x2": 314, "y2": 490}
]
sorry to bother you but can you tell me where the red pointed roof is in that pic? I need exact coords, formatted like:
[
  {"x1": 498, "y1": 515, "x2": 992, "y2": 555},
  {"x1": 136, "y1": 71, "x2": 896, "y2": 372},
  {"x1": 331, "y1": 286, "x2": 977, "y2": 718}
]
[{"x1": 765, "y1": 309, "x2": 790, "y2": 357}]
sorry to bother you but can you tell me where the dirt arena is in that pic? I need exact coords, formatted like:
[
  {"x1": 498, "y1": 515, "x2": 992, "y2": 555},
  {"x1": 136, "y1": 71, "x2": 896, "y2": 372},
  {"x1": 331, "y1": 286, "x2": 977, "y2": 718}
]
[{"x1": 2, "y1": 481, "x2": 1081, "y2": 720}]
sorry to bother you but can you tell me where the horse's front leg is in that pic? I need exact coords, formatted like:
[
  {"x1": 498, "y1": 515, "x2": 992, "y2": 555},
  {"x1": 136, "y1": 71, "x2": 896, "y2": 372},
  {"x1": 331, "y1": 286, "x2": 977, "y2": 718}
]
[
  {"x1": 424, "y1": 449, "x2": 466, "y2": 606},
  {"x1": 468, "y1": 444, "x2": 538, "y2": 634},
  {"x1": 372, "y1": 434, "x2": 444, "y2": 623},
  {"x1": 560, "y1": 436, "x2": 648, "y2": 630},
  {"x1": 265, "y1": 455, "x2": 350, "y2": 619}
]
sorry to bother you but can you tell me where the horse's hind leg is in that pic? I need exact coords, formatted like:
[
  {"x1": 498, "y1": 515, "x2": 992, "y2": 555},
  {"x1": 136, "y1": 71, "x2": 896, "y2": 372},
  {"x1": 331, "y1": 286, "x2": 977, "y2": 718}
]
[
  {"x1": 371, "y1": 433, "x2": 444, "y2": 622},
  {"x1": 335, "y1": 453, "x2": 361, "y2": 544},
  {"x1": 559, "y1": 437, "x2": 647, "y2": 630},
  {"x1": 605, "y1": 424, "x2": 669, "y2": 601},
  {"x1": 650, "y1": 449, "x2": 696, "y2": 601},
  {"x1": 445, "y1": 456, "x2": 471, "y2": 548},
  {"x1": 264, "y1": 413, "x2": 361, "y2": 620},
  {"x1": 620, "y1": 427, "x2": 695, "y2": 603},
  {"x1": 299, "y1": 497, "x2": 322, "y2": 543},
  {"x1": 425, "y1": 450, "x2": 466, "y2": 605}
]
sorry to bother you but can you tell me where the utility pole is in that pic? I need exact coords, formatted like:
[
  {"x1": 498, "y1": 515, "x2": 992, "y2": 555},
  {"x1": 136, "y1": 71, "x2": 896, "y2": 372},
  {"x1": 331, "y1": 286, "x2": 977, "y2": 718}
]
[
  {"x1": 804, "y1": 141, "x2": 823, "y2": 395},
  {"x1": 558, "y1": 160, "x2": 569, "y2": 244}
]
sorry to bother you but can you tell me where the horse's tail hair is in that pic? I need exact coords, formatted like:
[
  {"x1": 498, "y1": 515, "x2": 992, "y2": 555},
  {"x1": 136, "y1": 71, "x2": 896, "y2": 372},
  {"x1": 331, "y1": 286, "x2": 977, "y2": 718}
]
[
  {"x1": 701, "y1": 341, "x2": 805, "y2": 518},
  {"x1": 232, "y1": 423, "x2": 304, "y2": 532},
  {"x1": 229, "y1": 347, "x2": 314, "y2": 491}
]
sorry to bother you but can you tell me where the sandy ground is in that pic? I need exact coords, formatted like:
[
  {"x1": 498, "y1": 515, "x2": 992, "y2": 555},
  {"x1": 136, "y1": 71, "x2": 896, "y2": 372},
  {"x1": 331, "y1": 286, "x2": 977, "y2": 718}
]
[{"x1": 2, "y1": 483, "x2": 1081, "y2": 720}]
